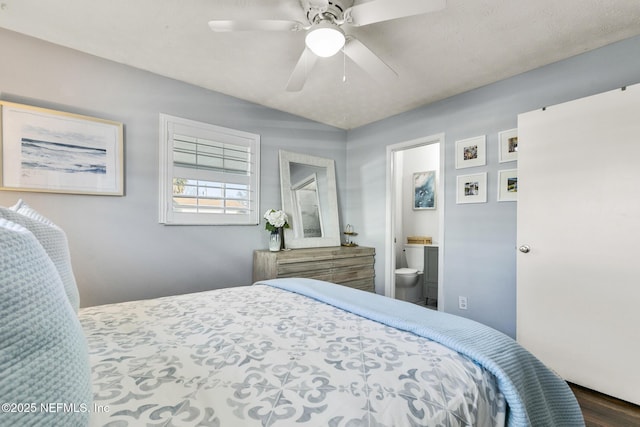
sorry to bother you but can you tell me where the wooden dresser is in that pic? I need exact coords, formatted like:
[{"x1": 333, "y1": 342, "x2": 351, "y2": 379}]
[{"x1": 253, "y1": 246, "x2": 375, "y2": 292}]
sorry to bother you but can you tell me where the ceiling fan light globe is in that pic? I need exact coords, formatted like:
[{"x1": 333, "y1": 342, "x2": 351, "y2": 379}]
[{"x1": 305, "y1": 25, "x2": 345, "y2": 57}]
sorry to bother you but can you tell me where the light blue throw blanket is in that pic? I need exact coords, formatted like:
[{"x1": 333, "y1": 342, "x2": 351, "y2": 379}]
[{"x1": 257, "y1": 278, "x2": 584, "y2": 427}]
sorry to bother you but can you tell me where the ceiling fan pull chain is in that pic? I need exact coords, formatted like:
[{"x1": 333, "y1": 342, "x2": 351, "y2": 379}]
[{"x1": 342, "y1": 46, "x2": 347, "y2": 82}]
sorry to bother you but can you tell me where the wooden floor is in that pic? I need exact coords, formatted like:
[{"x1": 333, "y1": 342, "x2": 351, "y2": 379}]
[{"x1": 569, "y1": 383, "x2": 640, "y2": 427}]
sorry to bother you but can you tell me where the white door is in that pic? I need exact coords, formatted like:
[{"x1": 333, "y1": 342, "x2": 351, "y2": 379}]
[{"x1": 517, "y1": 84, "x2": 640, "y2": 405}]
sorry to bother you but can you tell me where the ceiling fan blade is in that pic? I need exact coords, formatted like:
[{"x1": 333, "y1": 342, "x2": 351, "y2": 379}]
[
  {"x1": 346, "y1": 0, "x2": 446, "y2": 27},
  {"x1": 208, "y1": 20, "x2": 306, "y2": 32},
  {"x1": 286, "y1": 48, "x2": 319, "y2": 92},
  {"x1": 343, "y1": 38, "x2": 397, "y2": 82}
]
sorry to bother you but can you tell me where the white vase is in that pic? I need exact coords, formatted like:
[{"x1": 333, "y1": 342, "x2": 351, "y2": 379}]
[{"x1": 269, "y1": 231, "x2": 281, "y2": 252}]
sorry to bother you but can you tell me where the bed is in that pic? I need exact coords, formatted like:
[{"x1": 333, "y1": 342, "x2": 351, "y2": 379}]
[{"x1": 0, "y1": 201, "x2": 585, "y2": 427}]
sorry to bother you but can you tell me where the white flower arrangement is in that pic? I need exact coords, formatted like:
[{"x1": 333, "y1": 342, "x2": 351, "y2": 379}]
[{"x1": 263, "y1": 209, "x2": 289, "y2": 232}]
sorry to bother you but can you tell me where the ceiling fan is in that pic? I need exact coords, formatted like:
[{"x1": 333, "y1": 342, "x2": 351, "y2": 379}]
[{"x1": 208, "y1": 0, "x2": 446, "y2": 91}]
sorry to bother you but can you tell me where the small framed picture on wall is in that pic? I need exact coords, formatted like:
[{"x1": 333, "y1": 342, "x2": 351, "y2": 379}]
[
  {"x1": 498, "y1": 128, "x2": 518, "y2": 163},
  {"x1": 497, "y1": 169, "x2": 518, "y2": 202},
  {"x1": 456, "y1": 172, "x2": 487, "y2": 204},
  {"x1": 455, "y1": 135, "x2": 486, "y2": 169}
]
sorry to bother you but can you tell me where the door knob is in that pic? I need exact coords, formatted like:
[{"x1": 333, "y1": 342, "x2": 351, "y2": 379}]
[{"x1": 518, "y1": 245, "x2": 531, "y2": 253}]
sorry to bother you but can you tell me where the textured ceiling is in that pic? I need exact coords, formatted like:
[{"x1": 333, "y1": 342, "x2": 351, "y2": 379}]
[{"x1": 0, "y1": 0, "x2": 639, "y2": 129}]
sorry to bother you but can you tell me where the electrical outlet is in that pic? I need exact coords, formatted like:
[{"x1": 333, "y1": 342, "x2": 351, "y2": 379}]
[{"x1": 458, "y1": 296, "x2": 468, "y2": 310}]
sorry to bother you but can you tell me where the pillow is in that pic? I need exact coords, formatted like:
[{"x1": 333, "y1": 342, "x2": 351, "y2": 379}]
[
  {"x1": 0, "y1": 218, "x2": 92, "y2": 426},
  {"x1": 0, "y1": 200, "x2": 80, "y2": 312}
]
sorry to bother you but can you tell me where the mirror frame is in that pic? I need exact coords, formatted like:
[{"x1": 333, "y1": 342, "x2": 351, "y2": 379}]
[{"x1": 279, "y1": 150, "x2": 341, "y2": 248}]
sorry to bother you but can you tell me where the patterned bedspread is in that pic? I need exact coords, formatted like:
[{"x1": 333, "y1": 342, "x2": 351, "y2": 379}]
[{"x1": 80, "y1": 284, "x2": 506, "y2": 426}]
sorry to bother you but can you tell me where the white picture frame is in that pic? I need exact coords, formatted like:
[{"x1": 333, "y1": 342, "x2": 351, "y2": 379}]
[
  {"x1": 497, "y1": 169, "x2": 518, "y2": 202},
  {"x1": 456, "y1": 172, "x2": 487, "y2": 204},
  {"x1": 0, "y1": 100, "x2": 124, "y2": 195},
  {"x1": 455, "y1": 135, "x2": 486, "y2": 169},
  {"x1": 498, "y1": 128, "x2": 518, "y2": 163}
]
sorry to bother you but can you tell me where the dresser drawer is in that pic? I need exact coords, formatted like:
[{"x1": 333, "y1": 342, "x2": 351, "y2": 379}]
[
  {"x1": 277, "y1": 259, "x2": 336, "y2": 275},
  {"x1": 277, "y1": 255, "x2": 374, "y2": 275},
  {"x1": 331, "y1": 263, "x2": 375, "y2": 283}
]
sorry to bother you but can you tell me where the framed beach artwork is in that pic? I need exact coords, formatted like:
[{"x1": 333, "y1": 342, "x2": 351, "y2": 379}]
[
  {"x1": 498, "y1": 128, "x2": 518, "y2": 163},
  {"x1": 497, "y1": 169, "x2": 518, "y2": 202},
  {"x1": 0, "y1": 101, "x2": 124, "y2": 195},
  {"x1": 455, "y1": 135, "x2": 486, "y2": 169},
  {"x1": 456, "y1": 172, "x2": 487, "y2": 204},
  {"x1": 413, "y1": 170, "x2": 436, "y2": 210}
]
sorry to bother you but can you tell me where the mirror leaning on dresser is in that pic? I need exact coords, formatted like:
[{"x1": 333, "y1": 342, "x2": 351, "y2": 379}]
[{"x1": 278, "y1": 150, "x2": 341, "y2": 249}]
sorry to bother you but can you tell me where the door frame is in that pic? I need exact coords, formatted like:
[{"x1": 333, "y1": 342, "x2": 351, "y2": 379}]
[{"x1": 384, "y1": 133, "x2": 445, "y2": 306}]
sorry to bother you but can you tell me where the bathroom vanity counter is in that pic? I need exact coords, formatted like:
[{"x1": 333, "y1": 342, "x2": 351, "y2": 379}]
[{"x1": 253, "y1": 246, "x2": 375, "y2": 293}]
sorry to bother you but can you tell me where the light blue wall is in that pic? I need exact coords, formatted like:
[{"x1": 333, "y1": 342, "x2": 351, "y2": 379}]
[
  {"x1": 2, "y1": 27, "x2": 640, "y2": 337},
  {"x1": 0, "y1": 29, "x2": 347, "y2": 307},
  {"x1": 346, "y1": 35, "x2": 640, "y2": 337}
]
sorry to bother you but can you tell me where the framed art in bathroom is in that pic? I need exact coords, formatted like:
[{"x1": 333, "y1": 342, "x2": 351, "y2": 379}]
[
  {"x1": 413, "y1": 170, "x2": 436, "y2": 210},
  {"x1": 456, "y1": 172, "x2": 487, "y2": 204},
  {"x1": 0, "y1": 100, "x2": 124, "y2": 196}
]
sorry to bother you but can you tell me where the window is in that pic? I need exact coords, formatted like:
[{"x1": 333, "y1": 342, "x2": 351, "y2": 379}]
[{"x1": 159, "y1": 114, "x2": 260, "y2": 225}]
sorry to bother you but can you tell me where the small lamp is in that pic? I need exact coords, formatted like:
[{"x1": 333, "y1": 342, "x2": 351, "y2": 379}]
[{"x1": 305, "y1": 22, "x2": 345, "y2": 58}]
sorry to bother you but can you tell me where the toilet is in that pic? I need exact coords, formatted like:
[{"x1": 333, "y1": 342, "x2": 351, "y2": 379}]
[{"x1": 395, "y1": 244, "x2": 426, "y2": 301}]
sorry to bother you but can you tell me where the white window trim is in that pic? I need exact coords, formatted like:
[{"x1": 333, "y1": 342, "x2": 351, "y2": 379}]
[{"x1": 159, "y1": 113, "x2": 260, "y2": 225}]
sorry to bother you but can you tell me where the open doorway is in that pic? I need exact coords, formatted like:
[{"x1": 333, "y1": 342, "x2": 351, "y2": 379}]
[{"x1": 385, "y1": 133, "x2": 444, "y2": 309}]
